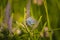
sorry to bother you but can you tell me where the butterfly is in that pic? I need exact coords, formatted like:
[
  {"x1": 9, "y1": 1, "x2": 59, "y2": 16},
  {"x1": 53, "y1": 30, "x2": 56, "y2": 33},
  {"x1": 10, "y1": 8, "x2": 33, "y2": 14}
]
[{"x1": 26, "y1": 17, "x2": 36, "y2": 27}]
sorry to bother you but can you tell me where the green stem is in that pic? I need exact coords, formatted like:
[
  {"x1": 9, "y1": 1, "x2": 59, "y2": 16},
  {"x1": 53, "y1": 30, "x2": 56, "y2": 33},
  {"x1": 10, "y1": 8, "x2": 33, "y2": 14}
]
[
  {"x1": 43, "y1": 0, "x2": 52, "y2": 40},
  {"x1": 53, "y1": 28, "x2": 60, "y2": 31}
]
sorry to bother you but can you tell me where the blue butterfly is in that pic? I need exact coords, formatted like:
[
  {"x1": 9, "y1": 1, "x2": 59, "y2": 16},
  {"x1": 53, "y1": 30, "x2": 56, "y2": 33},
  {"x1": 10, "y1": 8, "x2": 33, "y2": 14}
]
[{"x1": 26, "y1": 17, "x2": 36, "y2": 27}]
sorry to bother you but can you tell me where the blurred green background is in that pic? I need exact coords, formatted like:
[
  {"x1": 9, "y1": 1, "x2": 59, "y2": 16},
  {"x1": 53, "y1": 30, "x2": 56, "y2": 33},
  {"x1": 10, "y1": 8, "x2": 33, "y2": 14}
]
[{"x1": 0, "y1": 0, "x2": 60, "y2": 40}]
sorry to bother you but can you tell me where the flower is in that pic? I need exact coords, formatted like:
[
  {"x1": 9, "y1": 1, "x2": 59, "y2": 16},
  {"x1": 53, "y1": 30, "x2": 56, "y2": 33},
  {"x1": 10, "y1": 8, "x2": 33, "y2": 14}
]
[
  {"x1": 44, "y1": 27, "x2": 48, "y2": 32},
  {"x1": 33, "y1": 0, "x2": 37, "y2": 4},
  {"x1": 12, "y1": 28, "x2": 21, "y2": 35},
  {"x1": 16, "y1": 29, "x2": 21, "y2": 35},
  {"x1": 40, "y1": 32, "x2": 44, "y2": 37},
  {"x1": 37, "y1": 0, "x2": 43, "y2": 5},
  {"x1": 33, "y1": 0, "x2": 43, "y2": 5}
]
